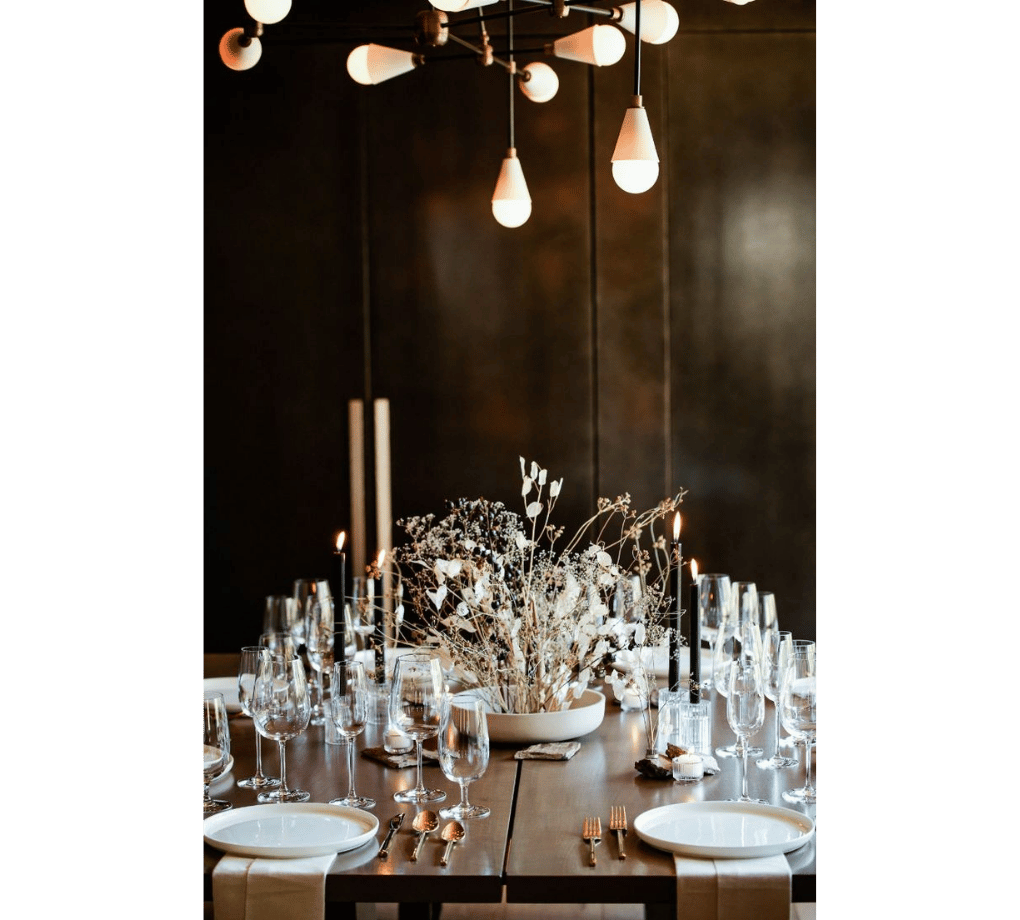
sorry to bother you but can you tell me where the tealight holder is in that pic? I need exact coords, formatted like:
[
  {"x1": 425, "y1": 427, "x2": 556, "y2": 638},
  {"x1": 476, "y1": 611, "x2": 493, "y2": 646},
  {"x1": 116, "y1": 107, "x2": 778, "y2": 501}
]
[{"x1": 672, "y1": 753, "x2": 704, "y2": 783}]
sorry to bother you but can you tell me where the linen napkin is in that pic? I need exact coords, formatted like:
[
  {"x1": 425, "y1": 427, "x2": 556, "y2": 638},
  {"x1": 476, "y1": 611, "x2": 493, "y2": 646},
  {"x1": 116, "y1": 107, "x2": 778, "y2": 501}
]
[
  {"x1": 514, "y1": 741, "x2": 581, "y2": 760},
  {"x1": 674, "y1": 854, "x2": 790, "y2": 920},
  {"x1": 212, "y1": 853, "x2": 336, "y2": 920}
]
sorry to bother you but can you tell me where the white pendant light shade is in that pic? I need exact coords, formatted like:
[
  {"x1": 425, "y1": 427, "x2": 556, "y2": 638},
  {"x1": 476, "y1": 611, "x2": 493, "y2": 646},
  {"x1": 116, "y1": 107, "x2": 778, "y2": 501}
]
[
  {"x1": 519, "y1": 62, "x2": 559, "y2": 103},
  {"x1": 722, "y1": 0, "x2": 756, "y2": 4},
  {"x1": 347, "y1": 44, "x2": 421, "y2": 86},
  {"x1": 614, "y1": 2, "x2": 680, "y2": 45},
  {"x1": 611, "y1": 103, "x2": 660, "y2": 194},
  {"x1": 243, "y1": 0, "x2": 292, "y2": 25},
  {"x1": 550, "y1": 24, "x2": 626, "y2": 67},
  {"x1": 430, "y1": 0, "x2": 499, "y2": 11},
  {"x1": 491, "y1": 149, "x2": 532, "y2": 228},
  {"x1": 219, "y1": 28, "x2": 263, "y2": 72}
]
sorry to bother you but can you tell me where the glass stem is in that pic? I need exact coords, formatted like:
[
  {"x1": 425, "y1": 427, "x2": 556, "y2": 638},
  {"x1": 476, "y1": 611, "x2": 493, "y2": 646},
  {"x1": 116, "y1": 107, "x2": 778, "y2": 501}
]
[
  {"x1": 772, "y1": 703, "x2": 781, "y2": 757},
  {"x1": 278, "y1": 740, "x2": 289, "y2": 795},
  {"x1": 414, "y1": 740, "x2": 426, "y2": 794},
  {"x1": 254, "y1": 732, "x2": 265, "y2": 779},
  {"x1": 459, "y1": 781, "x2": 470, "y2": 810},
  {"x1": 347, "y1": 738, "x2": 357, "y2": 799},
  {"x1": 740, "y1": 736, "x2": 750, "y2": 800},
  {"x1": 803, "y1": 739, "x2": 814, "y2": 792}
]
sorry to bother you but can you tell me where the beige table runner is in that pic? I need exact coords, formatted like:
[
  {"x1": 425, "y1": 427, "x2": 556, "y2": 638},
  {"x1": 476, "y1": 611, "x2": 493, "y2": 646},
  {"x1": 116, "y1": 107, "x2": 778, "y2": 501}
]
[
  {"x1": 674, "y1": 853, "x2": 791, "y2": 920},
  {"x1": 212, "y1": 853, "x2": 336, "y2": 920}
]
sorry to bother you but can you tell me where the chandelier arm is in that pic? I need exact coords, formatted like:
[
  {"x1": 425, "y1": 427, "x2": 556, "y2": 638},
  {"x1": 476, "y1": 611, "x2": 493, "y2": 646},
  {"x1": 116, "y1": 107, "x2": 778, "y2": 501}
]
[{"x1": 517, "y1": 0, "x2": 617, "y2": 17}]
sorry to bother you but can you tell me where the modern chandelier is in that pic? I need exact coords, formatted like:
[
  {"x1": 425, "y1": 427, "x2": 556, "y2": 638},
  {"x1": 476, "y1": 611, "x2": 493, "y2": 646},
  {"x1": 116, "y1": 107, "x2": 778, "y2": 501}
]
[{"x1": 218, "y1": 1, "x2": 756, "y2": 227}]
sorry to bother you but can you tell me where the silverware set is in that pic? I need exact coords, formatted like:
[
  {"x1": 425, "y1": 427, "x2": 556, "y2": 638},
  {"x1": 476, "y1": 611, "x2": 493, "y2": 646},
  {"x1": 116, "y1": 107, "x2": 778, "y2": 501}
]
[
  {"x1": 582, "y1": 805, "x2": 628, "y2": 866},
  {"x1": 379, "y1": 810, "x2": 465, "y2": 866}
]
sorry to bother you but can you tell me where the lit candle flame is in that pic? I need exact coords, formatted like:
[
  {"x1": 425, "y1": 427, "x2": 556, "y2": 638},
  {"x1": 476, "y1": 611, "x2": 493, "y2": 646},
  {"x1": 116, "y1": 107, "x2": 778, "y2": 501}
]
[
  {"x1": 690, "y1": 558, "x2": 698, "y2": 580},
  {"x1": 335, "y1": 531, "x2": 346, "y2": 552},
  {"x1": 673, "y1": 512, "x2": 681, "y2": 541}
]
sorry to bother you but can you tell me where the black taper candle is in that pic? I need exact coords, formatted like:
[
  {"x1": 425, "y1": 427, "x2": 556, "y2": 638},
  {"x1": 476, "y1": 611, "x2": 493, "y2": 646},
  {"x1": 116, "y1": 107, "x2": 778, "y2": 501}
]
[
  {"x1": 689, "y1": 567, "x2": 701, "y2": 704},
  {"x1": 668, "y1": 513, "x2": 682, "y2": 692}
]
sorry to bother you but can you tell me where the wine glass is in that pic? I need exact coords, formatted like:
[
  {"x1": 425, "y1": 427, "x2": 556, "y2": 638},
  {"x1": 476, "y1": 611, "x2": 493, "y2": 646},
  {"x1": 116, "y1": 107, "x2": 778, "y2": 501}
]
[
  {"x1": 235, "y1": 646, "x2": 281, "y2": 790},
  {"x1": 260, "y1": 630, "x2": 298, "y2": 659},
  {"x1": 349, "y1": 576, "x2": 377, "y2": 656},
  {"x1": 263, "y1": 594, "x2": 301, "y2": 638},
  {"x1": 755, "y1": 630, "x2": 798, "y2": 769},
  {"x1": 713, "y1": 581, "x2": 763, "y2": 758},
  {"x1": 250, "y1": 652, "x2": 312, "y2": 803},
  {"x1": 725, "y1": 659, "x2": 766, "y2": 804},
  {"x1": 780, "y1": 643, "x2": 817, "y2": 804},
  {"x1": 329, "y1": 657, "x2": 375, "y2": 809},
  {"x1": 305, "y1": 590, "x2": 335, "y2": 725},
  {"x1": 389, "y1": 653, "x2": 446, "y2": 804},
  {"x1": 438, "y1": 694, "x2": 491, "y2": 820},
  {"x1": 697, "y1": 574, "x2": 731, "y2": 689},
  {"x1": 203, "y1": 691, "x2": 233, "y2": 814},
  {"x1": 778, "y1": 638, "x2": 814, "y2": 749}
]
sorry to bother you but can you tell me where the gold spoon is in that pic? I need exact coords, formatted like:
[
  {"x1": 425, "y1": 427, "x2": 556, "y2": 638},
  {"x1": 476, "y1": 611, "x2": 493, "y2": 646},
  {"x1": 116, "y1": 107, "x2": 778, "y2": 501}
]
[
  {"x1": 410, "y1": 810, "x2": 439, "y2": 862},
  {"x1": 439, "y1": 821, "x2": 465, "y2": 866}
]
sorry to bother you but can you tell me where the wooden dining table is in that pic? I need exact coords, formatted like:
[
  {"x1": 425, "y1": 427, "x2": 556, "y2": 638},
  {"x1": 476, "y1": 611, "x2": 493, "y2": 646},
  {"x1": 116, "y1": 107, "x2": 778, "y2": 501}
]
[{"x1": 203, "y1": 654, "x2": 816, "y2": 918}]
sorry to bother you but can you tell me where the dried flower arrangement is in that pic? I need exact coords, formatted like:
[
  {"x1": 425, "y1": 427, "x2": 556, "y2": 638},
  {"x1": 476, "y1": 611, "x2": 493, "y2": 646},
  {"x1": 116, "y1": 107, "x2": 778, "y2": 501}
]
[{"x1": 393, "y1": 458, "x2": 686, "y2": 715}]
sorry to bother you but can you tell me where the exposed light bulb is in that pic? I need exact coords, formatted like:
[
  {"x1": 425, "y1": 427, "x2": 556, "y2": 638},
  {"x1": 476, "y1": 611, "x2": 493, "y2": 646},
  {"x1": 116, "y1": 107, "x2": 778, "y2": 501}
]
[
  {"x1": 518, "y1": 62, "x2": 559, "y2": 104},
  {"x1": 614, "y1": 2, "x2": 680, "y2": 45},
  {"x1": 491, "y1": 149, "x2": 532, "y2": 228},
  {"x1": 611, "y1": 99, "x2": 660, "y2": 194},
  {"x1": 550, "y1": 24, "x2": 626, "y2": 67},
  {"x1": 347, "y1": 44, "x2": 422, "y2": 85},
  {"x1": 430, "y1": 0, "x2": 499, "y2": 10},
  {"x1": 243, "y1": 0, "x2": 292, "y2": 24},
  {"x1": 219, "y1": 28, "x2": 263, "y2": 72}
]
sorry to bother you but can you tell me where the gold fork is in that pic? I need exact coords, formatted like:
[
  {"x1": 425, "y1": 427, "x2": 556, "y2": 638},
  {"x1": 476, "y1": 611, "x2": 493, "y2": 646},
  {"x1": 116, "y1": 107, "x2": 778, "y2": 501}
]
[
  {"x1": 609, "y1": 805, "x2": 628, "y2": 860},
  {"x1": 582, "y1": 816, "x2": 601, "y2": 867}
]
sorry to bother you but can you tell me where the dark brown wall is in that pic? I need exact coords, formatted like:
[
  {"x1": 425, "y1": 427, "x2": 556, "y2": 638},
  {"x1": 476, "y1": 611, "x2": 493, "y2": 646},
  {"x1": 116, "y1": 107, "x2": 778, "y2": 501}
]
[{"x1": 204, "y1": 0, "x2": 815, "y2": 650}]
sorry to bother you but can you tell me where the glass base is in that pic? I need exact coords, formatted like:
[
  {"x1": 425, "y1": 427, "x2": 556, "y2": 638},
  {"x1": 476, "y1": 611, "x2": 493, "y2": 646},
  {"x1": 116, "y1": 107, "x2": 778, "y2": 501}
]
[
  {"x1": 439, "y1": 803, "x2": 490, "y2": 820},
  {"x1": 393, "y1": 787, "x2": 446, "y2": 804},
  {"x1": 330, "y1": 794, "x2": 376, "y2": 809},
  {"x1": 258, "y1": 787, "x2": 311, "y2": 804},
  {"x1": 236, "y1": 774, "x2": 281, "y2": 789},
  {"x1": 782, "y1": 786, "x2": 816, "y2": 804},
  {"x1": 755, "y1": 754, "x2": 798, "y2": 770},
  {"x1": 204, "y1": 798, "x2": 232, "y2": 814},
  {"x1": 716, "y1": 744, "x2": 763, "y2": 759}
]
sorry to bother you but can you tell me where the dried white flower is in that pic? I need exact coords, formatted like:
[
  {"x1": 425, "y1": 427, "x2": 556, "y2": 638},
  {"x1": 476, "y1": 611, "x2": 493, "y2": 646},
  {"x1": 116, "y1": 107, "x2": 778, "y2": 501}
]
[
  {"x1": 522, "y1": 477, "x2": 533, "y2": 497},
  {"x1": 550, "y1": 477, "x2": 563, "y2": 498},
  {"x1": 526, "y1": 501, "x2": 543, "y2": 519}
]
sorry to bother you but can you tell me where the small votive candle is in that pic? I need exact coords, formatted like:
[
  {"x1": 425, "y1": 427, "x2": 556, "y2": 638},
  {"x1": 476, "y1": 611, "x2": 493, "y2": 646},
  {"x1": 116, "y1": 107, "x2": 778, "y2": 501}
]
[
  {"x1": 672, "y1": 753, "x2": 704, "y2": 783},
  {"x1": 384, "y1": 726, "x2": 413, "y2": 754}
]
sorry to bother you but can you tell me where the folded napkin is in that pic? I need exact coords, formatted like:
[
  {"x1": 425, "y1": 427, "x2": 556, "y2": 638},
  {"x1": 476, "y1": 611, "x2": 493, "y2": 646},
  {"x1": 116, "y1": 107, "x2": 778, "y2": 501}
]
[
  {"x1": 514, "y1": 742, "x2": 581, "y2": 760},
  {"x1": 674, "y1": 854, "x2": 790, "y2": 920},
  {"x1": 212, "y1": 853, "x2": 336, "y2": 920},
  {"x1": 361, "y1": 745, "x2": 439, "y2": 769}
]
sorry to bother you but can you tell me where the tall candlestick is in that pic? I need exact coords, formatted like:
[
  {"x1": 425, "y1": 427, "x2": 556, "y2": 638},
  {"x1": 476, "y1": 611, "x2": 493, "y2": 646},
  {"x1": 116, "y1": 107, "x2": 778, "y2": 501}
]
[
  {"x1": 669, "y1": 513, "x2": 682, "y2": 692},
  {"x1": 333, "y1": 531, "x2": 347, "y2": 660},
  {"x1": 348, "y1": 399, "x2": 367, "y2": 578},
  {"x1": 689, "y1": 559, "x2": 701, "y2": 704}
]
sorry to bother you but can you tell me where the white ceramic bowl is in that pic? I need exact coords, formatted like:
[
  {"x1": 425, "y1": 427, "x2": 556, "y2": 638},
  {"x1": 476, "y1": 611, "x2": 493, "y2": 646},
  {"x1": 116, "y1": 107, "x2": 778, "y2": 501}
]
[{"x1": 472, "y1": 689, "x2": 606, "y2": 744}]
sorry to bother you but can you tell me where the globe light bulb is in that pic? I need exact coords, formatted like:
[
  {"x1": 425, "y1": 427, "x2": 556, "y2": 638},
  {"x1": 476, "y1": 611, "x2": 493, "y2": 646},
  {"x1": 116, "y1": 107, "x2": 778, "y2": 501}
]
[
  {"x1": 614, "y1": 2, "x2": 680, "y2": 45},
  {"x1": 347, "y1": 44, "x2": 422, "y2": 85},
  {"x1": 243, "y1": 0, "x2": 292, "y2": 25},
  {"x1": 491, "y1": 149, "x2": 532, "y2": 228},
  {"x1": 550, "y1": 24, "x2": 626, "y2": 67},
  {"x1": 611, "y1": 100, "x2": 660, "y2": 194},
  {"x1": 518, "y1": 62, "x2": 559, "y2": 104},
  {"x1": 219, "y1": 28, "x2": 263, "y2": 72},
  {"x1": 430, "y1": 0, "x2": 499, "y2": 10}
]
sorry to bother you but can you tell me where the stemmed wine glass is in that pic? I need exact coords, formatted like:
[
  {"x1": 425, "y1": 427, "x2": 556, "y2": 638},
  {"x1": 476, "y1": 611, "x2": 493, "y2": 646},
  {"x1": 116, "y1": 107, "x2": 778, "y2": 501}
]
[
  {"x1": 389, "y1": 653, "x2": 446, "y2": 804},
  {"x1": 438, "y1": 694, "x2": 491, "y2": 820},
  {"x1": 260, "y1": 630, "x2": 298, "y2": 660},
  {"x1": 203, "y1": 691, "x2": 233, "y2": 814},
  {"x1": 329, "y1": 657, "x2": 375, "y2": 809},
  {"x1": 713, "y1": 581, "x2": 763, "y2": 758},
  {"x1": 235, "y1": 646, "x2": 281, "y2": 791},
  {"x1": 264, "y1": 595, "x2": 301, "y2": 639},
  {"x1": 725, "y1": 659, "x2": 766, "y2": 804},
  {"x1": 305, "y1": 590, "x2": 335, "y2": 725},
  {"x1": 780, "y1": 643, "x2": 817, "y2": 804},
  {"x1": 755, "y1": 630, "x2": 798, "y2": 769},
  {"x1": 250, "y1": 652, "x2": 312, "y2": 803},
  {"x1": 349, "y1": 576, "x2": 377, "y2": 656},
  {"x1": 697, "y1": 574, "x2": 731, "y2": 690}
]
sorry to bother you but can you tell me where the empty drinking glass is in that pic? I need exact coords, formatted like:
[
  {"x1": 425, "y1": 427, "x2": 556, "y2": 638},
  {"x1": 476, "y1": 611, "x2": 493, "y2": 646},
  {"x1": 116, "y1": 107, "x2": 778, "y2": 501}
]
[
  {"x1": 438, "y1": 694, "x2": 491, "y2": 820},
  {"x1": 236, "y1": 646, "x2": 281, "y2": 790},
  {"x1": 203, "y1": 691, "x2": 232, "y2": 814},
  {"x1": 725, "y1": 659, "x2": 766, "y2": 804},
  {"x1": 389, "y1": 653, "x2": 446, "y2": 804},
  {"x1": 329, "y1": 657, "x2": 374, "y2": 809},
  {"x1": 250, "y1": 652, "x2": 312, "y2": 803},
  {"x1": 780, "y1": 643, "x2": 817, "y2": 804}
]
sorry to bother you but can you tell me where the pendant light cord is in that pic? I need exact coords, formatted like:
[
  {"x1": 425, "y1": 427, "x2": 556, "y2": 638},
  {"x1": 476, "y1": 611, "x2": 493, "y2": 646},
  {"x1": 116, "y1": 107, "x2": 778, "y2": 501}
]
[
  {"x1": 508, "y1": 0, "x2": 515, "y2": 150},
  {"x1": 634, "y1": 0, "x2": 642, "y2": 97}
]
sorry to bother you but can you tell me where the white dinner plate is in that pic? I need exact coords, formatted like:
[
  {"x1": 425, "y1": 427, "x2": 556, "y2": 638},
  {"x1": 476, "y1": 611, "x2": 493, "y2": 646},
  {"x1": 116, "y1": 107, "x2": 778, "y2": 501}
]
[
  {"x1": 633, "y1": 801, "x2": 814, "y2": 859},
  {"x1": 611, "y1": 646, "x2": 714, "y2": 680},
  {"x1": 204, "y1": 677, "x2": 242, "y2": 713},
  {"x1": 204, "y1": 803, "x2": 380, "y2": 859}
]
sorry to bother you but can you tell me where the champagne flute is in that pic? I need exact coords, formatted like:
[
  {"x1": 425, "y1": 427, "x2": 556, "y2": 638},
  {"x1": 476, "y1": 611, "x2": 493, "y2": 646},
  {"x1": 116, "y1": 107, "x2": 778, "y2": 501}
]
[
  {"x1": 250, "y1": 652, "x2": 312, "y2": 803},
  {"x1": 203, "y1": 691, "x2": 233, "y2": 814},
  {"x1": 780, "y1": 643, "x2": 817, "y2": 804},
  {"x1": 235, "y1": 646, "x2": 281, "y2": 790},
  {"x1": 713, "y1": 581, "x2": 763, "y2": 758},
  {"x1": 725, "y1": 659, "x2": 766, "y2": 804},
  {"x1": 755, "y1": 631, "x2": 798, "y2": 769},
  {"x1": 438, "y1": 694, "x2": 491, "y2": 820},
  {"x1": 305, "y1": 591, "x2": 334, "y2": 725},
  {"x1": 697, "y1": 574, "x2": 731, "y2": 689},
  {"x1": 329, "y1": 657, "x2": 375, "y2": 809},
  {"x1": 389, "y1": 653, "x2": 446, "y2": 804}
]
